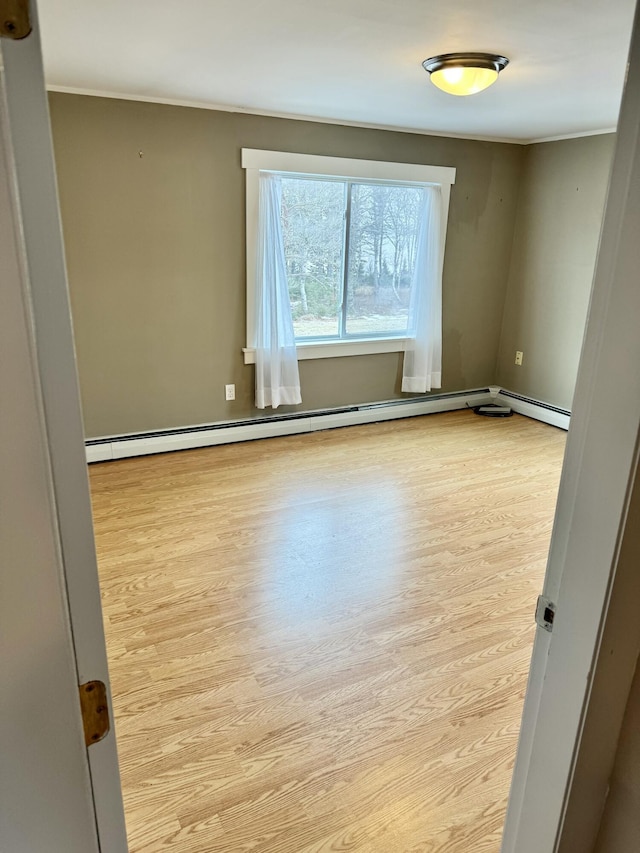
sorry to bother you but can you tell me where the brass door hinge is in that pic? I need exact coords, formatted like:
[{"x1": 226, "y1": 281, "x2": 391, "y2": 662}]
[
  {"x1": 78, "y1": 681, "x2": 110, "y2": 746},
  {"x1": 0, "y1": 0, "x2": 31, "y2": 39}
]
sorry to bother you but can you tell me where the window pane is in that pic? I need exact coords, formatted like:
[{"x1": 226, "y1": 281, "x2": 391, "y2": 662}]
[
  {"x1": 346, "y1": 183, "x2": 422, "y2": 336},
  {"x1": 280, "y1": 178, "x2": 345, "y2": 339}
]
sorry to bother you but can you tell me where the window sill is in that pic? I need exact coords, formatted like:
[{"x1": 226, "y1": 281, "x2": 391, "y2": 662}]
[{"x1": 243, "y1": 337, "x2": 409, "y2": 365}]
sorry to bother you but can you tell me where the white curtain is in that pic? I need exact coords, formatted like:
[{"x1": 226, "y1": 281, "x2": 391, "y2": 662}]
[
  {"x1": 402, "y1": 185, "x2": 443, "y2": 393},
  {"x1": 255, "y1": 173, "x2": 302, "y2": 409}
]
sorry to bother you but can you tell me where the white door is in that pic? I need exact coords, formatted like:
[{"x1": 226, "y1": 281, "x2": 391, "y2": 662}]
[
  {"x1": 502, "y1": 4, "x2": 640, "y2": 851},
  {"x1": 0, "y1": 3, "x2": 127, "y2": 851}
]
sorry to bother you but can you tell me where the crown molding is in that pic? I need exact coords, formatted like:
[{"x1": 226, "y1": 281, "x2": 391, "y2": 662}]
[{"x1": 527, "y1": 127, "x2": 616, "y2": 144}]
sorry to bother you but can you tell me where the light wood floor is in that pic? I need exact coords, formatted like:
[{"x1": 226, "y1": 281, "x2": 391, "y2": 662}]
[{"x1": 90, "y1": 410, "x2": 566, "y2": 852}]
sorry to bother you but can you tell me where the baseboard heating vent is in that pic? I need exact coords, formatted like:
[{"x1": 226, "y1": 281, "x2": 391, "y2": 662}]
[
  {"x1": 85, "y1": 388, "x2": 493, "y2": 462},
  {"x1": 498, "y1": 390, "x2": 570, "y2": 418},
  {"x1": 496, "y1": 389, "x2": 571, "y2": 431},
  {"x1": 85, "y1": 406, "x2": 360, "y2": 446},
  {"x1": 359, "y1": 388, "x2": 490, "y2": 412},
  {"x1": 85, "y1": 388, "x2": 492, "y2": 448}
]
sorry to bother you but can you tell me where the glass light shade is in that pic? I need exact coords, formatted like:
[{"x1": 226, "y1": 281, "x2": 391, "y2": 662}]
[
  {"x1": 422, "y1": 53, "x2": 508, "y2": 97},
  {"x1": 430, "y1": 65, "x2": 499, "y2": 96}
]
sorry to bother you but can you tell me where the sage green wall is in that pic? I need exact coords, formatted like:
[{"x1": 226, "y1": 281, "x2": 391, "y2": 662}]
[
  {"x1": 48, "y1": 92, "x2": 523, "y2": 438},
  {"x1": 496, "y1": 134, "x2": 615, "y2": 410}
]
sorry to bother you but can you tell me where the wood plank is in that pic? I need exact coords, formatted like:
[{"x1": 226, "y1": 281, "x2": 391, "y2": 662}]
[{"x1": 90, "y1": 410, "x2": 565, "y2": 852}]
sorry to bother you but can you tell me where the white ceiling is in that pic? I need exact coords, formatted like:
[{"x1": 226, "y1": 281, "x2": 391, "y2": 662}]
[{"x1": 38, "y1": 0, "x2": 637, "y2": 142}]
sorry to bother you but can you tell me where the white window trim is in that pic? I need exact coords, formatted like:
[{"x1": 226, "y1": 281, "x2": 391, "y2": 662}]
[
  {"x1": 242, "y1": 336, "x2": 408, "y2": 365},
  {"x1": 242, "y1": 149, "x2": 455, "y2": 362}
]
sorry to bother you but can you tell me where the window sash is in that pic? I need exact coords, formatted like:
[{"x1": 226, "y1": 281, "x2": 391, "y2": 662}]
[{"x1": 279, "y1": 174, "x2": 422, "y2": 343}]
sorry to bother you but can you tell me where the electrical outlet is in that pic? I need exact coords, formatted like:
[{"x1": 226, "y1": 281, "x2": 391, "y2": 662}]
[
  {"x1": 225, "y1": 384, "x2": 235, "y2": 401},
  {"x1": 515, "y1": 351, "x2": 523, "y2": 366}
]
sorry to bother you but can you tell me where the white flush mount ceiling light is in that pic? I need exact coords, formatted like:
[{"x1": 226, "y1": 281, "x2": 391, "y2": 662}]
[{"x1": 422, "y1": 53, "x2": 509, "y2": 96}]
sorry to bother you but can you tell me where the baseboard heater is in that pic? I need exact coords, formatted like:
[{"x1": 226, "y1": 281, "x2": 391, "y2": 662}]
[
  {"x1": 498, "y1": 389, "x2": 571, "y2": 417},
  {"x1": 85, "y1": 387, "x2": 570, "y2": 463},
  {"x1": 495, "y1": 389, "x2": 571, "y2": 431},
  {"x1": 85, "y1": 388, "x2": 494, "y2": 462}
]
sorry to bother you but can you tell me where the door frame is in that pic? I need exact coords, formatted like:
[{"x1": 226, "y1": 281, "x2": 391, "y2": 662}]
[
  {"x1": 0, "y1": 2, "x2": 128, "y2": 850},
  {"x1": 502, "y1": 3, "x2": 640, "y2": 850}
]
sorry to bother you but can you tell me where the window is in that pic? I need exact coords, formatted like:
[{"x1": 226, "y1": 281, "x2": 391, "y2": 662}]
[
  {"x1": 282, "y1": 177, "x2": 424, "y2": 341},
  {"x1": 242, "y1": 150, "x2": 455, "y2": 363}
]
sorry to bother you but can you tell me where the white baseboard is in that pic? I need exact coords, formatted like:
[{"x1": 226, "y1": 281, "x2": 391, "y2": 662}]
[
  {"x1": 84, "y1": 387, "x2": 571, "y2": 463},
  {"x1": 85, "y1": 389, "x2": 493, "y2": 462},
  {"x1": 86, "y1": 444, "x2": 114, "y2": 463},
  {"x1": 497, "y1": 390, "x2": 571, "y2": 431}
]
